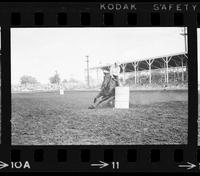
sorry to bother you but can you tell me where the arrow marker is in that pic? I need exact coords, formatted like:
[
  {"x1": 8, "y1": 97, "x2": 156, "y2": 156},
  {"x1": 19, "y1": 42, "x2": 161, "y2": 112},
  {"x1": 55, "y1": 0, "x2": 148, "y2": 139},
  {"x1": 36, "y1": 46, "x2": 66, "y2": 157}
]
[
  {"x1": 178, "y1": 162, "x2": 196, "y2": 170},
  {"x1": 91, "y1": 161, "x2": 109, "y2": 169},
  {"x1": 0, "y1": 161, "x2": 9, "y2": 170}
]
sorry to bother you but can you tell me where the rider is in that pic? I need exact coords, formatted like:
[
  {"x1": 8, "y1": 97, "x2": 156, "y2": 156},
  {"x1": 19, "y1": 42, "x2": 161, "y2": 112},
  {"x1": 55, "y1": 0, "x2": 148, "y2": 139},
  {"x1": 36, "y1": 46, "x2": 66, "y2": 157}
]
[{"x1": 110, "y1": 62, "x2": 120, "y2": 86}]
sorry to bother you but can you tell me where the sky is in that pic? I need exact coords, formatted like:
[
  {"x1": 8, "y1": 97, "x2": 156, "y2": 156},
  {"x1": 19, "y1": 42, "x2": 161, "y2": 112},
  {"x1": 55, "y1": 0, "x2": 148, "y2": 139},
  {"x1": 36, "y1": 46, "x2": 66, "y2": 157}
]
[{"x1": 11, "y1": 27, "x2": 186, "y2": 85}]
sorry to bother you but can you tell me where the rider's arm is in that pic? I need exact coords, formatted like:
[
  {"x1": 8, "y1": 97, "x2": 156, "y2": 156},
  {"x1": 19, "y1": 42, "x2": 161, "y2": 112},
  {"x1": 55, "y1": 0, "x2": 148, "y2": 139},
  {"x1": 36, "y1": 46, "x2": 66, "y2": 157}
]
[{"x1": 110, "y1": 66, "x2": 114, "y2": 78}]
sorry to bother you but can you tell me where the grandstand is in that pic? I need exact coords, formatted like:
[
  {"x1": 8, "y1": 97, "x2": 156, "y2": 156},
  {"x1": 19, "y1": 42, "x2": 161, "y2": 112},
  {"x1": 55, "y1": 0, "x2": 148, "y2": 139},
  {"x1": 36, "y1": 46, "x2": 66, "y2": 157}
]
[{"x1": 88, "y1": 52, "x2": 188, "y2": 89}]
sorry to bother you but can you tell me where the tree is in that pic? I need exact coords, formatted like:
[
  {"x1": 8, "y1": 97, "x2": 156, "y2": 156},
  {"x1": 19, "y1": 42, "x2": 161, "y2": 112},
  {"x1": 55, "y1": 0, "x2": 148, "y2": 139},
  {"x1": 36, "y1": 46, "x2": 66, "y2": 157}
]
[
  {"x1": 20, "y1": 75, "x2": 38, "y2": 85},
  {"x1": 49, "y1": 71, "x2": 60, "y2": 84},
  {"x1": 69, "y1": 78, "x2": 78, "y2": 83},
  {"x1": 62, "y1": 79, "x2": 68, "y2": 83}
]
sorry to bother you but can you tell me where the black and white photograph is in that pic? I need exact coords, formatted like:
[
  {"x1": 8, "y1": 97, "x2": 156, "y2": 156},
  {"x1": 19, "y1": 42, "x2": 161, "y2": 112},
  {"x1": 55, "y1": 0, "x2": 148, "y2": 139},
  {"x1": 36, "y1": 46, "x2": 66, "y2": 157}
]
[
  {"x1": 11, "y1": 27, "x2": 188, "y2": 145},
  {"x1": 198, "y1": 28, "x2": 200, "y2": 146},
  {"x1": 0, "y1": 28, "x2": 1, "y2": 144}
]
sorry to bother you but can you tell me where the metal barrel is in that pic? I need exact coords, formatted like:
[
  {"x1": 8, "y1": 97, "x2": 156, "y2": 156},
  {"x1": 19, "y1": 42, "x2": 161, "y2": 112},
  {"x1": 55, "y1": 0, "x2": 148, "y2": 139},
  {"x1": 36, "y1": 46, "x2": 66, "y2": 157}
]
[
  {"x1": 115, "y1": 86, "x2": 130, "y2": 109},
  {"x1": 60, "y1": 88, "x2": 64, "y2": 95}
]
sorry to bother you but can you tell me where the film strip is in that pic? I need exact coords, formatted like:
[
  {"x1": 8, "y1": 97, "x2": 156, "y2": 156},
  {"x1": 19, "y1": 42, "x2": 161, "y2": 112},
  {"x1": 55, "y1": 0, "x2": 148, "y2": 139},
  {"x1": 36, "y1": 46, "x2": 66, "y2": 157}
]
[{"x1": 0, "y1": 1, "x2": 199, "y2": 172}]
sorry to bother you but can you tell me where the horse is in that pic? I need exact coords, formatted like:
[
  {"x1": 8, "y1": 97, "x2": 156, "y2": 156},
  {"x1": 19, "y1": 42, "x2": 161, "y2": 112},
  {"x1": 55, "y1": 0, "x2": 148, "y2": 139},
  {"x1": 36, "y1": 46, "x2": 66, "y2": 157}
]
[{"x1": 88, "y1": 72, "x2": 118, "y2": 109}]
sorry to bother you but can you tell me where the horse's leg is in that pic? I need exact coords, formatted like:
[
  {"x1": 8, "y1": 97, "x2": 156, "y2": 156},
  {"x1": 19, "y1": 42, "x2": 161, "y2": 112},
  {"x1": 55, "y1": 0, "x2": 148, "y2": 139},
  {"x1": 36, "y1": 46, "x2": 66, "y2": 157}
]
[
  {"x1": 94, "y1": 80, "x2": 116, "y2": 108},
  {"x1": 94, "y1": 92, "x2": 102, "y2": 103},
  {"x1": 107, "y1": 96, "x2": 115, "y2": 107},
  {"x1": 102, "y1": 96, "x2": 115, "y2": 107},
  {"x1": 88, "y1": 92, "x2": 103, "y2": 109},
  {"x1": 95, "y1": 95, "x2": 112, "y2": 107}
]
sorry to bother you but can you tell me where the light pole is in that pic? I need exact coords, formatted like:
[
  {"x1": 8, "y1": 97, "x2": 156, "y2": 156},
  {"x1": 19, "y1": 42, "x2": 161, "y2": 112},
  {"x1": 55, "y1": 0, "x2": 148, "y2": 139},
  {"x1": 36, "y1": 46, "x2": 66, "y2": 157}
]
[
  {"x1": 180, "y1": 27, "x2": 188, "y2": 53},
  {"x1": 86, "y1": 55, "x2": 90, "y2": 87},
  {"x1": 180, "y1": 27, "x2": 188, "y2": 82}
]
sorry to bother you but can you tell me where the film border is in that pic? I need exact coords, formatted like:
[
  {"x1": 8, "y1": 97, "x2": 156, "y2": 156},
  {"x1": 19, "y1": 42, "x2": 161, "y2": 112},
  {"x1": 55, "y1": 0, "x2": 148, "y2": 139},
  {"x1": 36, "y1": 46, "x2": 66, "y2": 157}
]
[{"x1": 0, "y1": 2, "x2": 199, "y2": 172}]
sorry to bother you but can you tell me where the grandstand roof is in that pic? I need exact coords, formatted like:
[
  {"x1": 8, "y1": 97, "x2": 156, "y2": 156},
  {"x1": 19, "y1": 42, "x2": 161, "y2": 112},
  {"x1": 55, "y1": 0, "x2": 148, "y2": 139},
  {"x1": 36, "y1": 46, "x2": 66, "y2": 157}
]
[{"x1": 89, "y1": 52, "x2": 188, "y2": 73}]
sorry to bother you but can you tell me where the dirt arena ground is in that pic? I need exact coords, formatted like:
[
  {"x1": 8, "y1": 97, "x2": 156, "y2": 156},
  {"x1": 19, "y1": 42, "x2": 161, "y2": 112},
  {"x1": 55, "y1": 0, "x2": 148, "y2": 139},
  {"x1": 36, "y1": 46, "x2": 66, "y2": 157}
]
[
  {"x1": 198, "y1": 92, "x2": 200, "y2": 146},
  {"x1": 0, "y1": 93, "x2": 1, "y2": 144},
  {"x1": 11, "y1": 90, "x2": 188, "y2": 145}
]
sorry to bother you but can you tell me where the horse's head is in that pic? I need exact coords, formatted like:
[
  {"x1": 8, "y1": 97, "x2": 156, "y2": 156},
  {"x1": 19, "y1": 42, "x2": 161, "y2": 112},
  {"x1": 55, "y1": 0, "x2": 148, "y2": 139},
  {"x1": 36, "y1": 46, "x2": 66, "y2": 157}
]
[
  {"x1": 101, "y1": 73, "x2": 117, "y2": 96},
  {"x1": 101, "y1": 73, "x2": 111, "y2": 90}
]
